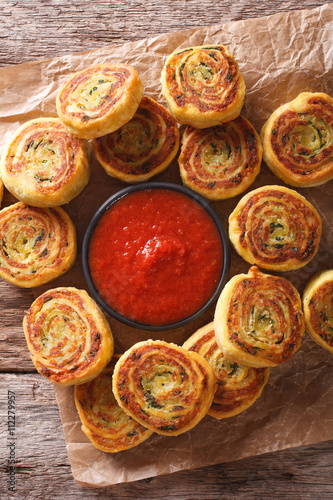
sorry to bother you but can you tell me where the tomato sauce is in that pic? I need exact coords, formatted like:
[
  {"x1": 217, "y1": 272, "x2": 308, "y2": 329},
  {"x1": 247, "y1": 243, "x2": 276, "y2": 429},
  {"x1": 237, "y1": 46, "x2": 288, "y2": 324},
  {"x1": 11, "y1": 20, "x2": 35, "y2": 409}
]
[{"x1": 88, "y1": 188, "x2": 224, "y2": 326}]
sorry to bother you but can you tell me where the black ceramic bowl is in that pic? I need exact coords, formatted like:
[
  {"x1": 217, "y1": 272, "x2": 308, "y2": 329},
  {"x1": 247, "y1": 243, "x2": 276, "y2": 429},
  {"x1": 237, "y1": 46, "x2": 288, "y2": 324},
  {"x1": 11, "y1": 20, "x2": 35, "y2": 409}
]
[{"x1": 82, "y1": 182, "x2": 230, "y2": 331}]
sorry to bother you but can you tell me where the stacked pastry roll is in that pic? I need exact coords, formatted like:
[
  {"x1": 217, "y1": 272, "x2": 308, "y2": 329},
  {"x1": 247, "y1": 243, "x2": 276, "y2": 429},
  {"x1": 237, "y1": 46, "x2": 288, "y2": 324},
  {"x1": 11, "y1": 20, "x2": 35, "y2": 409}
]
[
  {"x1": 56, "y1": 63, "x2": 144, "y2": 139},
  {"x1": 75, "y1": 356, "x2": 153, "y2": 453},
  {"x1": 0, "y1": 177, "x2": 3, "y2": 207},
  {"x1": 92, "y1": 96, "x2": 179, "y2": 182},
  {"x1": 161, "y1": 44, "x2": 263, "y2": 198},
  {"x1": 0, "y1": 62, "x2": 148, "y2": 291},
  {"x1": 56, "y1": 63, "x2": 181, "y2": 182},
  {"x1": 112, "y1": 340, "x2": 216, "y2": 436},
  {"x1": 183, "y1": 323, "x2": 270, "y2": 419},
  {"x1": 71, "y1": 338, "x2": 217, "y2": 452}
]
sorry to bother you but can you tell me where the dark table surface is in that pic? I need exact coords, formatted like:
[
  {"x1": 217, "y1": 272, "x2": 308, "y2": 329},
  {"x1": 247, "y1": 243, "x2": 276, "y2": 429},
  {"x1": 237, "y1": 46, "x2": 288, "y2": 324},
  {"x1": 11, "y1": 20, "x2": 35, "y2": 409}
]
[{"x1": 0, "y1": 1, "x2": 332, "y2": 499}]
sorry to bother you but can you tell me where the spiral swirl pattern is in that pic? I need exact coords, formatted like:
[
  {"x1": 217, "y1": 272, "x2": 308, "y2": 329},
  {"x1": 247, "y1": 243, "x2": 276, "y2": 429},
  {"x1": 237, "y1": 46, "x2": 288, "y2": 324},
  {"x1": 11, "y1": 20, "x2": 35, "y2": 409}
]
[
  {"x1": 0, "y1": 178, "x2": 3, "y2": 207},
  {"x1": 178, "y1": 116, "x2": 262, "y2": 199},
  {"x1": 261, "y1": 92, "x2": 333, "y2": 187},
  {"x1": 228, "y1": 185, "x2": 322, "y2": 271},
  {"x1": 75, "y1": 357, "x2": 153, "y2": 453},
  {"x1": 23, "y1": 287, "x2": 114, "y2": 385},
  {"x1": 303, "y1": 269, "x2": 333, "y2": 355},
  {"x1": 183, "y1": 322, "x2": 270, "y2": 419},
  {"x1": 56, "y1": 64, "x2": 144, "y2": 139},
  {"x1": 161, "y1": 45, "x2": 245, "y2": 128},
  {"x1": 0, "y1": 202, "x2": 76, "y2": 287},
  {"x1": 214, "y1": 266, "x2": 305, "y2": 368},
  {"x1": 113, "y1": 340, "x2": 216, "y2": 436},
  {"x1": 92, "y1": 96, "x2": 179, "y2": 182},
  {"x1": 0, "y1": 118, "x2": 90, "y2": 207}
]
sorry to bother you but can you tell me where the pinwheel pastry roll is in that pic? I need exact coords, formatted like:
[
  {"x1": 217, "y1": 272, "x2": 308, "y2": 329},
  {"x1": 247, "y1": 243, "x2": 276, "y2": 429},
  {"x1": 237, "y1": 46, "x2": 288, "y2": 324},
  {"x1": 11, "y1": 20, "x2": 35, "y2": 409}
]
[
  {"x1": 160, "y1": 45, "x2": 245, "y2": 128},
  {"x1": 183, "y1": 322, "x2": 270, "y2": 419},
  {"x1": 303, "y1": 269, "x2": 333, "y2": 355},
  {"x1": 92, "y1": 96, "x2": 179, "y2": 182},
  {"x1": 261, "y1": 92, "x2": 333, "y2": 187},
  {"x1": 178, "y1": 117, "x2": 262, "y2": 199},
  {"x1": 113, "y1": 340, "x2": 216, "y2": 436},
  {"x1": 56, "y1": 64, "x2": 144, "y2": 139},
  {"x1": 0, "y1": 178, "x2": 3, "y2": 207},
  {"x1": 23, "y1": 287, "x2": 114, "y2": 385},
  {"x1": 75, "y1": 356, "x2": 153, "y2": 453},
  {"x1": 214, "y1": 266, "x2": 305, "y2": 368},
  {"x1": 0, "y1": 202, "x2": 76, "y2": 287},
  {"x1": 229, "y1": 185, "x2": 322, "y2": 272},
  {"x1": 0, "y1": 118, "x2": 90, "y2": 207}
]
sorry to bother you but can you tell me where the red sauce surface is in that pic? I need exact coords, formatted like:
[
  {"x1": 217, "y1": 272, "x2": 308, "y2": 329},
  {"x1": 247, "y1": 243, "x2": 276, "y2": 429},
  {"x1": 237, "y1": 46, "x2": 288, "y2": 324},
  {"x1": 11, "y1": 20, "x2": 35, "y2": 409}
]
[{"x1": 88, "y1": 188, "x2": 224, "y2": 326}]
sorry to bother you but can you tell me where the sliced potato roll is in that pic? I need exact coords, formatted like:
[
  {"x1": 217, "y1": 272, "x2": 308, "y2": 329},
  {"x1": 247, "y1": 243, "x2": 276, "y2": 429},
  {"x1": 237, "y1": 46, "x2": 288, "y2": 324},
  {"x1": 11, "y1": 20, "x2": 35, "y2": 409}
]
[
  {"x1": 113, "y1": 340, "x2": 216, "y2": 436},
  {"x1": 56, "y1": 63, "x2": 144, "y2": 139},
  {"x1": 92, "y1": 96, "x2": 179, "y2": 182},
  {"x1": 0, "y1": 118, "x2": 90, "y2": 207},
  {"x1": 261, "y1": 92, "x2": 333, "y2": 187},
  {"x1": 178, "y1": 117, "x2": 262, "y2": 199},
  {"x1": 228, "y1": 185, "x2": 322, "y2": 271},
  {"x1": 75, "y1": 356, "x2": 153, "y2": 453},
  {"x1": 23, "y1": 287, "x2": 114, "y2": 385},
  {"x1": 161, "y1": 45, "x2": 245, "y2": 128},
  {"x1": 214, "y1": 266, "x2": 305, "y2": 368},
  {"x1": 0, "y1": 203, "x2": 76, "y2": 287},
  {"x1": 183, "y1": 322, "x2": 270, "y2": 419},
  {"x1": 303, "y1": 269, "x2": 333, "y2": 355}
]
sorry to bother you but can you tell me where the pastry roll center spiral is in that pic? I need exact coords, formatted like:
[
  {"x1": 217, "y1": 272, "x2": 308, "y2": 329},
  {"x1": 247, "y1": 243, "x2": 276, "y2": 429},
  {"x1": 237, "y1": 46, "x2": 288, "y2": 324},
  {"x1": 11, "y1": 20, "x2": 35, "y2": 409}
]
[
  {"x1": 202, "y1": 138, "x2": 232, "y2": 172},
  {"x1": 37, "y1": 304, "x2": 87, "y2": 361},
  {"x1": 115, "y1": 118, "x2": 155, "y2": 155},
  {"x1": 65, "y1": 73, "x2": 121, "y2": 118},
  {"x1": 7, "y1": 224, "x2": 45, "y2": 261},
  {"x1": 290, "y1": 117, "x2": 330, "y2": 157},
  {"x1": 141, "y1": 367, "x2": 178, "y2": 399},
  {"x1": 215, "y1": 357, "x2": 240, "y2": 378}
]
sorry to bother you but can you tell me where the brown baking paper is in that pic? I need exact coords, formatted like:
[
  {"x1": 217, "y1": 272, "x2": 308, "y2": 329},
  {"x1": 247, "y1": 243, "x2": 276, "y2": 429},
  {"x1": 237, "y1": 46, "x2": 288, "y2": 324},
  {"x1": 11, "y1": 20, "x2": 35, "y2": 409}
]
[{"x1": 1, "y1": 2, "x2": 333, "y2": 487}]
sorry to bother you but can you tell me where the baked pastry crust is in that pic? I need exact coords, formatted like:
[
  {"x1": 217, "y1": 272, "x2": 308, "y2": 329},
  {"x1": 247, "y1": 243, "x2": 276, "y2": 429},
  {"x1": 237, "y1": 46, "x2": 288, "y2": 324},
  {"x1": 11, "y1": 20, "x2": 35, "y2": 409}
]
[
  {"x1": 183, "y1": 322, "x2": 270, "y2": 419},
  {"x1": 56, "y1": 64, "x2": 144, "y2": 139},
  {"x1": 113, "y1": 340, "x2": 216, "y2": 436},
  {"x1": 75, "y1": 356, "x2": 153, "y2": 453},
  {"x1": 303, "y1": 269, "x2": 333, "y2": 355},
  {"x1": 228, "y1": 184, "x2": 322, "y2": 271},
  {"x1": 92, "y1": 96, "x2": 179, "y2": 182},
  {"x1": 23, "y1": 287, "x2": 114, "y2": 385},
  {"x1": 160, "y1": 45, "x2": 245, "y2": 128},
  {"x1": 0, "y1": 202, "x2": 76, "y2": 287},
  {"x1": 214, "y1": 266, "x2": 305, "y2": 368},
  {"x1": 0, "y1": 118, "x2": 90, "y2": 207},
  {"x1": 178, "y1": 116, "x2": 262, "y2": 199},
  {"x1": 0, "y1": 178, "x2": 3, "y2": 207},
  {"x1": 260, "y1": 92, "x2": 333, "y2": 187}
]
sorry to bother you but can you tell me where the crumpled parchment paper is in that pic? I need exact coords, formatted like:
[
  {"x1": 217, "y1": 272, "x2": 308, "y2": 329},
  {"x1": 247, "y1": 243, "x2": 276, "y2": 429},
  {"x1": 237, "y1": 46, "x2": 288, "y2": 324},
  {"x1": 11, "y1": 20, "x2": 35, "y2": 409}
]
[{"x1": 1, "y1": 2, "x2": 332, "y2": 487}]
